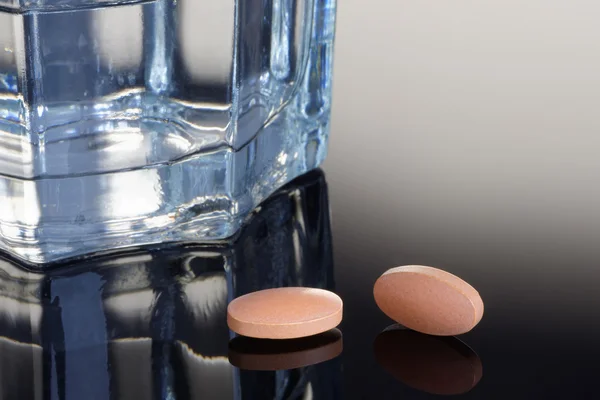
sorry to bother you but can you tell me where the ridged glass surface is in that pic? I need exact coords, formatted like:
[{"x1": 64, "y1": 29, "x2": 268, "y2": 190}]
[{"x1": 0, "y1": 0, "x2": 336, "y2": 263}]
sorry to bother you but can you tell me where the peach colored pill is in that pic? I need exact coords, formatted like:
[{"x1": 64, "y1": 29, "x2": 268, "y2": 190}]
[
  {"x1": 228, "y1": 328, "x2": 343, "y2": 371},
  {"x1": 373, "y1": 265, "x2": 483, "y2": 336},
  {"x1": 374, "y1": 325, "x2": 482, "y2": 395},
  {"x1": 227, "y1": 287, "x2": 343, "y2": 339}
]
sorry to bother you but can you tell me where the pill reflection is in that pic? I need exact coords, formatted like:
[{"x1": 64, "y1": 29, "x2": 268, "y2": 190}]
[
  {"x1": 228, "y1": 328, "x2": 343, "y2": 371},
  {"x1": 374, "y1": 325, "x2": 482, "y2": 395}
]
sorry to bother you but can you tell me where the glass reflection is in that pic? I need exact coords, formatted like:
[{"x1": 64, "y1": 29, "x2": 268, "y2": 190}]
[
  {"x1": 0, "y1": 169, "x2": 336, "y2": 400},
  {"x1": 374, "y1": 325, "x2": 482, "y2": 396}
]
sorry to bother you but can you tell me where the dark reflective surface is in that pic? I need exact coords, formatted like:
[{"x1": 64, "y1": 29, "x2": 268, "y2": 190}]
[
  {"x1": 3, "y1": 164, "x2": 599, "y2": 399},
  {"x1": 229, "y1": 328, "x2": 343, "y2": 371},
  {"x1": 230, "y1": 329, "x2": 343, "y2": 400},
  {"x1": 0, "y1": 169, "x2": 340, "y2": 400},
  {"x1": 374, "y1": 325, "x2": 482, "y2": 396}
]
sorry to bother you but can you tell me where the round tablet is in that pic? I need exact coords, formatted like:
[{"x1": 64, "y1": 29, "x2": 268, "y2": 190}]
[
  {"x1": 374, "y1": 325, "x2": 482, "y2": 395},
  {"x1": 228, "y1": 328, "x2": 343, "y2": 371},
  {"x1": 227, "y1": 287, "x2": 343, "y2": 339},
  {"x1": 373, "y1": 265, "x2": 483, "y2": 336}
]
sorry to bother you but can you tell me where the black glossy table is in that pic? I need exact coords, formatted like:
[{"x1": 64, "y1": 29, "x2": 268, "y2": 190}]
[{"x1": 1, "y1": 165, "x2": 598, "y2": 399}]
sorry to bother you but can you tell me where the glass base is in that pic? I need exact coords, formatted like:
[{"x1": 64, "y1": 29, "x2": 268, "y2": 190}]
[{"x1": 0, "y1": 112, "x2": 329, "y2": 264}]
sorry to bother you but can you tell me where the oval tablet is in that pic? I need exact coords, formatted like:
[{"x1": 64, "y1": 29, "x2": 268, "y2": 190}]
[
  {"x1": 227, "y1": 287, "x2": 343, "y2": 339},
  {"x1": 228, "y1": 328, "x2": 343, "y2": 371},
  {"x1": 374, "y1": 325, "x2": 482, "y2": 395},
  {"x1": 373, "y1": 265, "x2": 483, "y2": 336}
]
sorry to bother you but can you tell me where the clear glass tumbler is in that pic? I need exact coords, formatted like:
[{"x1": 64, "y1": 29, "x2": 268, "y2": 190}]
[{"x1": 0, "y1": 0, "x2": 336, "y2": 264}]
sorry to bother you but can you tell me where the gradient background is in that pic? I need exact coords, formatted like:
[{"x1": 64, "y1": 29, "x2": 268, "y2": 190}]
[
  {"x1": 1, "y1": 1, "x2": 597, "y2": 398},
  {"x1": 324, "y1": 1, "x2": 600, "y2": 398}
]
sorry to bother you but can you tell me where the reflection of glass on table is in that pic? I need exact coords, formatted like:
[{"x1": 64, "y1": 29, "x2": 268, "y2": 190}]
[{"x1": 0, "y1": 169, "x2": 339, "y2": 399}]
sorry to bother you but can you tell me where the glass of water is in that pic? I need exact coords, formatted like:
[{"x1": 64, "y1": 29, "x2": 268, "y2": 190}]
[{"x1": 0, "y1": 0, "x2": 336, "y2": 264}]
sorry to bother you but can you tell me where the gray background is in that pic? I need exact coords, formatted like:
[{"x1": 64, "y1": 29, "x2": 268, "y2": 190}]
[
  {"x1": 328, "y1": 0, "x2": 600, "y2": 246},
  {"x1": 326, "y1": 0, "x2": 600, "y2": 287}
]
